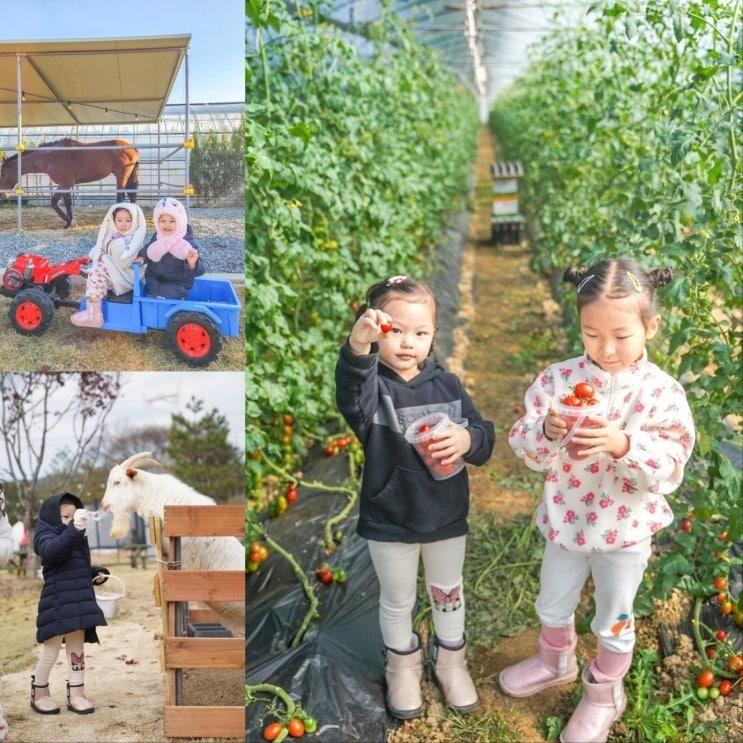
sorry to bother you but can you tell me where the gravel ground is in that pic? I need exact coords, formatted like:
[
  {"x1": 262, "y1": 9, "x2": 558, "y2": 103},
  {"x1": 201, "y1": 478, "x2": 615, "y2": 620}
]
[{"x1": 0, "y1": 207, "x2": 245, "y2": 274}]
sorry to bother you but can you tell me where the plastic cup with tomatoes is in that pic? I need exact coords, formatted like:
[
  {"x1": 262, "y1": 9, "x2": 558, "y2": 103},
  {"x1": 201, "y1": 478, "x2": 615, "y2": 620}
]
[
  {"x1": 553, "y1": 394, "x2": 606, "y2": 462},
  {"x1": 404, "y1": 412, "x2": 469, "y2": 481}
]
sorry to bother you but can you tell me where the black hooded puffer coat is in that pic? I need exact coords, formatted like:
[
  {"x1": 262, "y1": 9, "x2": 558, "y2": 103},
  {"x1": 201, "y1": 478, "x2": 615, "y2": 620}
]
[{"x1": 34, "y1": 492, "x2": 109, "y2": 644}]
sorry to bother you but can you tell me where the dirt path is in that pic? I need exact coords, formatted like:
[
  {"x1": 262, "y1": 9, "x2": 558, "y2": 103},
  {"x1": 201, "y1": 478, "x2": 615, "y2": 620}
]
[{"x1": 2, "y1": 563, "x2": 242, "y2": 743}]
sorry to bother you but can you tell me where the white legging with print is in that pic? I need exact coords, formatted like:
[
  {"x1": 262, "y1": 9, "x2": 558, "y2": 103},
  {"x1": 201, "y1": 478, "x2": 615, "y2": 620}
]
[
  {"x1": 85, "y1": 262, "x2": 113, "y2": 300},
  {"x1": 33, "y1": 630, "x2": 86, "y2": 686},
  {"x1": 368, "y1": 535, "x2": 466, "y2": 652},
  {"x1": 535, "y1": 538, "x2": 652, "y2": 654}
]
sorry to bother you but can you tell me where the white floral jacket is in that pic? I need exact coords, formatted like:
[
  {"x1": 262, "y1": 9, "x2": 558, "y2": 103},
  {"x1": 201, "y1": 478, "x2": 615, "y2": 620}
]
[{"x1": 509, "y1": 351, "x2": 695, "y2": 553}]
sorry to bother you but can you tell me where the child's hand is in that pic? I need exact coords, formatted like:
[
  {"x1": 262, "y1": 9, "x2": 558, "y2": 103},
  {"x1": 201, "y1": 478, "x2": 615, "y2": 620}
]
[
  {"x1": 544, "y1": 409, "x2": 568, "y2": 441},
  {"x1": 348, "y1": 308, "x2": 391, "y2": 355},
  {"x1": 570, "y1": 416, "x2": 630, "y2": 459},
  {"x1": 186, "y1": 248, "x2": 199, "y2": 269},
  {"x1": 427, "y1": 424, "x2": 472, "y2": 465},
  {"x1": 93, "y1": 572, "x2": 108, "y2": 585},
  {"x1": 73, "y1": 509, "x2": 89, "y2": 530}
]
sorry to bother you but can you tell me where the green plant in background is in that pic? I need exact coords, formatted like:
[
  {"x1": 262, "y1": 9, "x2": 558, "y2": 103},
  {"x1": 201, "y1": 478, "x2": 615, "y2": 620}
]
[
  {"x1": 246, "y1": 0, "x2": 478, "y2": 492},
  {"x1": 490, "y1": 0, "x2": 742, "y2": 621},
  {"x1": 190, "y1": 125, "x2": 243, "y2": 206}
]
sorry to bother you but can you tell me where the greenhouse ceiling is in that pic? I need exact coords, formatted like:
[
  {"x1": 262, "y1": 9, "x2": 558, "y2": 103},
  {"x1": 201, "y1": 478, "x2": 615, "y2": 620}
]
[{"x1": 323, "y1": 1, "x2": 590, "y2": 104}]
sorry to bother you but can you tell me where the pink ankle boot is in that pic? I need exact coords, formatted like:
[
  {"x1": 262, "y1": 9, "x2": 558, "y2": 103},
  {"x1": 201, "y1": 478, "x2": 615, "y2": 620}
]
[
  {"x1": 498, "y1": 628, "x2": 578, "y2": 697},
  {"x1": 71, "y1": 299, "x2": 103, "y2": 328},
  {"x1": 560, "y1": 666, "x2": 627, "y2": 743}
]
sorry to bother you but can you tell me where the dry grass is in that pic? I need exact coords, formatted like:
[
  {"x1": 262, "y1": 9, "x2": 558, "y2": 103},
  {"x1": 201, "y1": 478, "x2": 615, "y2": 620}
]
[
  {"x1": 0, "y1": 204, "x2": 112, "y2": 231},
  {"x1": 0, "y1": 282, "x2": 244, "y2": 371}
]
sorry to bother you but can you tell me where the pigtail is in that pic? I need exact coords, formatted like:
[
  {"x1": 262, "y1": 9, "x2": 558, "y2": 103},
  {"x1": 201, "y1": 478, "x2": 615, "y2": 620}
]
[
  {"x1": 563, "y1": 266, "x2": 590, "y2": 286},
  {"x1": 648, "y1": 267, "x2": 673, "y2": 288}
]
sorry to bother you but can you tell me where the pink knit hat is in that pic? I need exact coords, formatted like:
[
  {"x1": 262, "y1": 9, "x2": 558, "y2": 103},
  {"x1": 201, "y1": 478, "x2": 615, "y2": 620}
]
[{"x1": 147, "y1": 197, "x2": 191, "y2": 261}]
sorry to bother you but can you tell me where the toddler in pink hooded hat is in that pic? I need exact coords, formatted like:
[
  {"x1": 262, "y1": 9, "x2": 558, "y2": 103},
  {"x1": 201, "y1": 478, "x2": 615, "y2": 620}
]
[{"x1": 136, "y1": 197, "x2": 204, "y2": 299}]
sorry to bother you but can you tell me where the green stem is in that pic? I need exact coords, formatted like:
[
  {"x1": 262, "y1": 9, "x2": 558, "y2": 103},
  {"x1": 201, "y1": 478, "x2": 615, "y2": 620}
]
[
  {"x1": 690, "y1": 596, "x2": 737, "y2": 679},
  {"x1": 262, "y1": 533, "x2": 320, "y2": 647},
  {"x1": 323, "y1": 484, "x2": 358, "y2": 549},
  {"x1": 261, "y1": 452, "x2": 355, "y2": 496},
  {"x1": 245, "y1": 683, "x2": 296, "y2": 716}
]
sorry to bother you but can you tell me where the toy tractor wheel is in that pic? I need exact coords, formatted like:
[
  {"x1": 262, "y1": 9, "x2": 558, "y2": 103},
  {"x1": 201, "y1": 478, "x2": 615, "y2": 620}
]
[
  {"x1": 166, "y1": 311, "x2": 222, "y2": 367},
  {"x1": 9, "y1": 288, "x2": 55, "y2": 336},
  {"x1": 50, "y1": 275, "x2": 72, "y2": 299},
  {"x1": 1, "y1": 268, "x2": 25, "y2": 297}
]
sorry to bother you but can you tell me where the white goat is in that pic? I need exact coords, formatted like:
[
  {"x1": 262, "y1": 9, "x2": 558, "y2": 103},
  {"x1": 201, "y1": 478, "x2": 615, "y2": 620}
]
[{"x1": 100, "y1": 452, "x2": 244, "y2": 622}]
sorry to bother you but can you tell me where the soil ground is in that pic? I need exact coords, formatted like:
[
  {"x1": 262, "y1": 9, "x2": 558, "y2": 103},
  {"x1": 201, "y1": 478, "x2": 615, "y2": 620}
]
[{"x1": 1, "y1": 560, "x2": 243, "y2": 743}]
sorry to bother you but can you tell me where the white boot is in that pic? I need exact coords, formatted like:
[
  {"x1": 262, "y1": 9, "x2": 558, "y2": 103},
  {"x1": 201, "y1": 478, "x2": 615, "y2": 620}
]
[{"x1": 384, "y1": 635, "x2": 423, "y2": 720}]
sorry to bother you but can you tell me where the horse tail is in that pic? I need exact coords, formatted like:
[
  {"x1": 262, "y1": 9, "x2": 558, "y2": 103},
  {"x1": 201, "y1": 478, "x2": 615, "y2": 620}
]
[{"x1": 125, "y1": 161, "x2": 139, "y2": 203}]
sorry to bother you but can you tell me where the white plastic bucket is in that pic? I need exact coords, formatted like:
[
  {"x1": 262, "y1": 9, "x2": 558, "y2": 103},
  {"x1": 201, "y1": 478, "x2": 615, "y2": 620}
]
[{"x1": 94, "y1": 574, "x2": 125, "y2": 619}]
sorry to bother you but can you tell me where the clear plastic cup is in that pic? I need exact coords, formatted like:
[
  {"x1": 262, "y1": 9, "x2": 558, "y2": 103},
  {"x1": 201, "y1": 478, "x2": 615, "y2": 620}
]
[
  {"x1": 404, "y1": 412, "x2": 469, "y2": 481},
  {"x1": 553, "y1": 396, "x2": 606, "y2": 462}
]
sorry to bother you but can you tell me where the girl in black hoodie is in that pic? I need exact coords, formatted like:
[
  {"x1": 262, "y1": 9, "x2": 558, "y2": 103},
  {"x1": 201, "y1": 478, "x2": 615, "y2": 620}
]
[
  {"x1": 336, "y1": 276, "x2": 495, "y2": 720},
  {"x1": 31, "y1": 492, "x2": 109, "y2": 716}
]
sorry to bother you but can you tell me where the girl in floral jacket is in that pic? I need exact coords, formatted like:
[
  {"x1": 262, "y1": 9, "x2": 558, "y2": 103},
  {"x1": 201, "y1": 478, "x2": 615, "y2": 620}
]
[{"x1": 500, "y1": 258, "x2": 695, "y2": 743}]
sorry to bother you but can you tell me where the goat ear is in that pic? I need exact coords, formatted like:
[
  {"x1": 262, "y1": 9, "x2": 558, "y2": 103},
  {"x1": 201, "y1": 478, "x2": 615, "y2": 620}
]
[{"x1": 125, "y1": 468, "x2": 138, "y2": 479}]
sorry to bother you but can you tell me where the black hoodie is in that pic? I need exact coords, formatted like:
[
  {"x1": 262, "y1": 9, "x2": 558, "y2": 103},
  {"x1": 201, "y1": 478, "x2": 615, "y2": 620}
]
[
  {"x1": 34, "y1": 492, "x2": 109, "y2": 644},
  {"x1": 336, "y1": 342, "x2": 495, "y2": 543}
]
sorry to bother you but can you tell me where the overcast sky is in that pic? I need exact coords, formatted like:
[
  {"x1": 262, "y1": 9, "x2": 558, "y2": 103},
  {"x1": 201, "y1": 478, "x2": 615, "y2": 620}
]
[
  {"x1": 0, "y1": 0, "x2": 244, "y2": 103},
  {"x1": 0, "y1": 372, "x2": 244, "y2": 478}
]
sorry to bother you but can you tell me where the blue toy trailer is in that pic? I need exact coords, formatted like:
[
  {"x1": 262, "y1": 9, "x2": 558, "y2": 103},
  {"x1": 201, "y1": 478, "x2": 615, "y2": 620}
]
[{"x1": 7, "y1": 262, "x2": 241, "y2": 367}]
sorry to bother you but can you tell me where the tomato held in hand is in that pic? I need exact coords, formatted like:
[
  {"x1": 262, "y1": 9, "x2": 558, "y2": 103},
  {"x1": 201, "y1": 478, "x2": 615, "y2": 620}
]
[
  {"x1": 697, "y1": 669, "x2": 715, "y2": 688},
  {"x1": 574, "y1": 382, "x2": 595, "y2": 399},
  {"x1": 561, "y1": 395, "x2": 581, "y2": 407},
  {"x1": 263, "y1": 722, "x2": 284, "y2": 741},
  {"x1": 418, "y1": 424, "x2": 432, "y2": 434},
  {"x1": 380, "y1": 322, "x2": 392, "y2": 333},
  {"x1": 287, "y1": 718, "x2": 305, "y2": 737}
]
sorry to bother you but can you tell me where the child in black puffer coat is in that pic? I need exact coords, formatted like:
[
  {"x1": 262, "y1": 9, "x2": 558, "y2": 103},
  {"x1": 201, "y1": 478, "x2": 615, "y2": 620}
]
[{"x1": 31, "y1": 492, "x2": 109, "y2": 716}]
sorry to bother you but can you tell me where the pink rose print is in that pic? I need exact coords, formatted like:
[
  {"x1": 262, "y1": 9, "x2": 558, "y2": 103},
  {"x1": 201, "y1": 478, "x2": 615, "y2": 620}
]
[
  {"x1": 578, "y1": 361, "x2": 585, "y2": 369},
  {"x1": 652, "y1": 387, "x2": 662, "y2": 398},
  {"x1": 621, "y1": 479, "x2": 635, "y2": 494},
  {"x1": 559, "y1": 367, "x2": 572, "y2": 381},
  {"x1": 659, "y1": 431, "x2": 670, "y2": 440},
  {"x1": 563, "y1": 510, "x2": 578, "y2": 525},
  {"x1": 574, "y1": 530, "x2": 586, "y2": 546},
  {"x1": 643, "y1": 372, "x2": 652, "y2": 381},
  {"x1": 645, "y1": 459, "x2": 660, "y2": 470},
  {"x1": 581, "y1": 491, "x2": 596, "y2": 505},
  {"x1": 649, "y1": 521, "x2": 662, "y2": 534},
  {"x1": 562, "y1": 463, "x2": 572, "y2": 473},
  {"x1": 586, "y1": 461, "x2": 600, "y2": 474},
  {"x1": 537, "y1": 447, "x2": 551, "y2": 456},
  {"x1": 646, "y1": 501, "x2": 657, "y2": 514},
  {"x1": 553, "y1": 492, "x2": 566, "y2": 505},
  {"x1": 542, "y1": 514, "x2": 549, "y2": 524},
  {"x1": 622, "y1": 540, "x2": 637, "y2": 548},
  {"x1": 586, "y1": 511, "x2": 598, "y2": 526},
  {"x1": 631, "y1": 519, "x2": 639, "y2": 528},
  {"x1": 508, "y1": 428, "x2": 516, "y2": 439},
  {"x1": 649, "y1": 406, "x2": 658, "y2": 417},
  {"x1": 568, "y1": 475, "x2": 582, "y2": 489},
  {"x1": 602, "y1": 529, "x2": 618, "y2": 545},
  {"x1": 546, "y1": 470, "x2": 558, "y2": 483},
  {"x1": 548, "y1": 528, "x2": 560, "y2": 542},
  {"x1": 599, "y1": 496, "x2": 615, "y2": 509},
  {"x1": 662, "y1": 506, "x2": 671, "y2": 515},
  {"x1": 617, "y1": 505, "x2": 631, "y2": 520},
  {"x1": 635, "y1": 402, "x2": 645, "y2": 413},
  {"x1": 623, "y1": 392, "x2": 632, "y2": 404},
  {"x1": 540, "y1": 373, "x2": 550, "y2": 387},
  {"x1": 608, "y1": 410, "x2": 621, "y2": 421},
  {"x1": 534, "y1": 394, "x2": 543, "y2": 408}
]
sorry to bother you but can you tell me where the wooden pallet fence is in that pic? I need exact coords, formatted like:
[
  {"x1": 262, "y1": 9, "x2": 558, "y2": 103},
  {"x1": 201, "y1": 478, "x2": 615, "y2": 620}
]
[{"x1": 149, "y1": 505, "x2": 245, "y2": 739}]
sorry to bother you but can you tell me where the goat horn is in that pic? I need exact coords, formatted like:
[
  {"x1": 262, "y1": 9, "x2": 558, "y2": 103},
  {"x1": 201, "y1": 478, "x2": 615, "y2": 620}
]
[{"x1": 119, "y1": 451, "x2": 161, "y2": 470}]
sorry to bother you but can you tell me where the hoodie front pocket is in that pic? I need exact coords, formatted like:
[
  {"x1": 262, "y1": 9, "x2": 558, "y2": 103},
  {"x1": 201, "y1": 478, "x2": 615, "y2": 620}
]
[{"x1": 368, "y1": 466, "x2": 467, "y2": 534}]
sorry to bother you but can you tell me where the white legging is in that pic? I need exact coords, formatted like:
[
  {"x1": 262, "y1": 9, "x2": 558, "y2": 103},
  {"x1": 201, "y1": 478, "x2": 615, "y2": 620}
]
[
  {"x1": 33, "y1": 630, "x2": 86, "y2": 686},
  {"x1": 368, "y1": 535, "x2": 467, "y2": 651}
]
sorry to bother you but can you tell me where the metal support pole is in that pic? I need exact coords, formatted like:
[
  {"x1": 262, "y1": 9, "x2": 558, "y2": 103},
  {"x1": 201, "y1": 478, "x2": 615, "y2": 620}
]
[
  {"x1": 157, "y1": 120, "x2": 162, "y2": 200},
  {"x1": 16, "y1": 53, "x2": 22, "y2": 232},
  {"x1": 184, "y1": 48, "x2": 190, "y2": 213}
]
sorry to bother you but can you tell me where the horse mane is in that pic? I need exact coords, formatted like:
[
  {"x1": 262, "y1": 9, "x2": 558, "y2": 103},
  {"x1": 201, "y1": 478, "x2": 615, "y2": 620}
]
[{"x1": 2, "y1": 138, "x2": 79, "y2": 167}]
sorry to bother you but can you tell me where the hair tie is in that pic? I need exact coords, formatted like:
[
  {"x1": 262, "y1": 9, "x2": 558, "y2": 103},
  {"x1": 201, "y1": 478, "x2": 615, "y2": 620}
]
[
  {"x1": 577, "y1": 274, "x2": 595, "y2": 293},
  {"x1": 625, "y1": 271, "x2": 642, "y2": 293},
  {"x1": 387, "y1": 275, "x2": 407, "y2": 285}
]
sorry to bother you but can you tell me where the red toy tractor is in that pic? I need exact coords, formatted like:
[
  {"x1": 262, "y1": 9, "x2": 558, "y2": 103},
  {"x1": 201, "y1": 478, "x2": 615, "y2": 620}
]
[{"x1": 1, "y1": 253, "x2": 89, "y2": 335}]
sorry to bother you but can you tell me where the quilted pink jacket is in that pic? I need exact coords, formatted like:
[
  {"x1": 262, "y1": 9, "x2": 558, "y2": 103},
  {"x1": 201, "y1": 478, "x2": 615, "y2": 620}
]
[{"x1": 509, "y1": 351, "x2": 695, "y2": 553}]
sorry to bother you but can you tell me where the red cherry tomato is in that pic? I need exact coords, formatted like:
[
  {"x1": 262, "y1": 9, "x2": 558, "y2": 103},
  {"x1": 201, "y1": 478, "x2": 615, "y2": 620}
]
[
  {"x1": 317, "y1": 568, "x2": 333, "y2": 585},
  {"x1": 728, "y1": 655, "x2": 743, "y2": 672},
  {"x1": 586, "y1": 397, "x2": 600, "y2": 406},
  {"x1": 264, "y1": 722, "x2": 283, "y2": 741},
  {"x1": 574, "y1": 382, "x2": 595, "y2": 399},
  {"x1": 286, "y1": 488, "x2": 298, "y2": 504},
  {"x1": 715, "y1": 592, "x2": 727, "y2": 604},
  {"x1": 561, "y1": 395, "x2": 581, "y2": 407},
  {"x1": 713, "y1": 577, "x2": 727, "y2": 590},
  {"x1": 719, "y1": 531, "x2": 729, "y2": 541},
  {"x1": 287, "y1": 718, "x2": 305, "y2": 737},
  {"x1": 697, "y1": 669, "x2": 715, "y2": 688},
  {"x1": 706, "y1": 647, "x2": 716, "y2": 659},
  {"x1": 721, "y1": 601, "x2": 733, "y2": 615},
  {"x1": 719, "y1": 680, "x2": 732, "y2": 696},
  {"x1": 680, "y1": 519, "x2": 692, "y2": 532},
  {"x1": 283, "y1": 414, "x2": 294, "y2": 425},
  {"x1": 380, "y1": 322, "x2": 392, "y2": 334},
  {"x1": 716, "y1": 629, "x2": 727, "y2": 641},
  {"x1": 324, "y1": 445, "x2": 335, "y2": 457},
  {"x1": 418, "y1": 424, "x2": 432, "y2": 434}
]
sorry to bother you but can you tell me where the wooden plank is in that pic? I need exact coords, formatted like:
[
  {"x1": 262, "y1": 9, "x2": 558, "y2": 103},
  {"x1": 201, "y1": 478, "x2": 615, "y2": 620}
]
[
  {"x1": 164, "y1": 637, "x2": 243, "y2": 669},
  {"x1": 162, "y1": 571, "x2": 244, "y2": 602},
  {"x1": 188, "y1": 608, "x2": 222, "y2": 623},
  {"x1": 163, "y1": 505, "x2": 244, "y2": 538},
  {"x1": 164, "y1": 706, "x2": 243, "y2": 738}
]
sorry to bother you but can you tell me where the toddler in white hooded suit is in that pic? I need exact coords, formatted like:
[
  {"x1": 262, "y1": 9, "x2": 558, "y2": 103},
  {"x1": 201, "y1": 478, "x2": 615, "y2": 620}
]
[{"x1": 0, "y1": 485, "x2": 14, "y2": 741}]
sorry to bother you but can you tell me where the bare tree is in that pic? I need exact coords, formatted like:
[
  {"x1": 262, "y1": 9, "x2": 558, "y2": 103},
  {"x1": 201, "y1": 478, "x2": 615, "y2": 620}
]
[{"x1": 0, "y1": 373, "x2": 121, "y2": 528}]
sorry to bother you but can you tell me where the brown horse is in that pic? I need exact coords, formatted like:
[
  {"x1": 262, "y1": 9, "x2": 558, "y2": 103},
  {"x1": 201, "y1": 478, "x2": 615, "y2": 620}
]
[{"x1": 0, "y1": 138, "x2": 139, "y2": 228}]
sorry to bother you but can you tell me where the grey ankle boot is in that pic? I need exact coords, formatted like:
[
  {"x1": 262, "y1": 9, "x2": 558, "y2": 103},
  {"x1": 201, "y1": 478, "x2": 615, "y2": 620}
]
[
  {"x1": 432, "y1": 636, "x2": 479, "y2": 713},
  {"x1": 384, "y1": 635, "x2": 423, "y2": 720}
]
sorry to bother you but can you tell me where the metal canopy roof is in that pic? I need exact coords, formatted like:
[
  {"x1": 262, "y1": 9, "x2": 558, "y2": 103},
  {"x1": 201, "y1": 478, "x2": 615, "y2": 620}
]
[
  {"x1": 326, "y1": 1, "x2": 586, "y2": 105},
  {"x1": 0, "y1": 34, "x2": 190, "y2": 128}
]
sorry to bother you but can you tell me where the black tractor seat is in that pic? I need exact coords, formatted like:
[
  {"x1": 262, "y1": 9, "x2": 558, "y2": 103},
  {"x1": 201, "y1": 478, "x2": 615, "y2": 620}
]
[{"x1": 106, "y1": 290, "x2": 134, "y2": 304}]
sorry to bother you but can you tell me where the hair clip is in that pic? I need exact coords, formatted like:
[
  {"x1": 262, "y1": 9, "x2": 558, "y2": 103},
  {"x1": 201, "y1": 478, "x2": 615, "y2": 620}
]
[
  {"x1": 387, "y1": 275, "x2": 407, "y2": 285},
  {"x1": 625, "y1": 271, "x2": 642, "y2": 293},
  {"x1": 577, "y1": 274, "x2": 595, "y2": 293}
]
